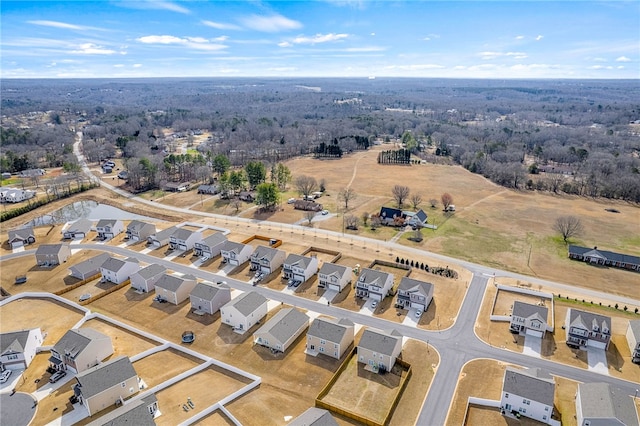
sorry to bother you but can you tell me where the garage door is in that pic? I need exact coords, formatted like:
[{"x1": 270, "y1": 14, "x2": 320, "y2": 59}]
[
  {"x1": 230, "y1": 259, "x2": 239, "y2": 266},
  {"x1": 261, "y1": 267, "x2": 271, "y2": 274},
  {"x1": 588, "y1": 340, "x2": 607, "y2": 349},
  {"x1": 370, "y1": 294, "x2": 382, "y2": 301},
  {"x1": 153, "y1": 241, "x2": 161, "y2": 247},
  {"x1": 179, "y1": 244, "x2": 187, "y2": 251},
  {"x1": 329, "y1": 284, "x2": 341, "y2": 292},
  {"x1": 11, "y1": 241, "x2": 24, "y2": 249},
  {"x1": 410, "y1": 302, "x2": 424, "y2": 310},
  {"x1": 525, "y1": 329, "x2": 543, "y2": 338}
]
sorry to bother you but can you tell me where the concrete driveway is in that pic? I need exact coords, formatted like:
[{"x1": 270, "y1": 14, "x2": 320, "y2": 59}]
[
  {"x1": 522, "y1": 335, "x2": 542, "y2": 358},
  {"x1": 586, "y1": 347, "x2": 609, "y2": 375}
]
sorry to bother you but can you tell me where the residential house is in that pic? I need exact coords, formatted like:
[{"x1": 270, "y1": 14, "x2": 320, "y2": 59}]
[
  {"x1": 500, "y1": 367, "x2": 555, "y2": 424},
  {"x1": 86, "y1": 394, "x2": 158, "y2": 426},
  {"x1": 49, "y1": 328, "x2": 114, "y2": 374},
  {"x1": 154, "y1": 273, "x2": 198, "y2": 305},
  {"x1": 164, "y1": 181, "x2": 190, "y2": 192},
  {"x1": 355, "y1": 268, "x2": 395, "y2": 301},
  {"x1": 306, "y1": 317, "x2": 354, "y2": 360},
  {"x1": 250, "y1": 246, "x2": 286, "y2": 275},
  {"x1": 197, "y1": 184, "x2": 219, "y2": 195},
  {"x1": 254, "y1": 308, "x2": 309, "y2": 353},
  {"x1": 576, "y1": 382, "x2": 640, "y2": 426},
  {"x1": 293, "y1": 200, "x2": 323, "y2": 212},
  {"x1": 0, "y1": 187, "x2": 36, "y2": 203},
  {"x1": 220, "y1": 241, "x2": 253, "y2": 266},
  {"x1": 568, "y1": 245, "x2": 640, "y2": 272},
  {"x1": 68, "y1": 253, "x2": 110, "y2": 281},
  {"x1": 627, "y1": 320, "x2": 640, "y2": 364},
  {"x1": 35, "y1": 243, "x2": 72, "y2": 266},
  {"x1": 565, "y1": 308, "x2": 611, "y2": 350},
  {"x1": 317, "y1": 263, "x2": 351, "y2": 293},
  {"x1": 0, "y1": 328, "x2": 44, "y2": 371},
  {"x1": 7, "y1": 227, "x2": 35, "y2": 249},
  {"x1": 510, "y1": 301, "x2": 549, "y2": 338},
  {"x1": 395, "y1": 277, "x2": 433, "y2": 312},
  {"x1": 73, "y1": 356, "x2": 140, "y2": 417},
  {"x1": 220, "y1": 291, "x2": 268, "y2": 333},
  {"x1": 357, "y1": 328, "x2": 403, "y2": 372},
  {"x1": 147, "y1": 226, "x2": 178, "y2": 248},
  {"x1": 282, "y1": 254, "x2": 319, "y2": 283},
  {"x1": 100, "y1": 256, "x2": 140, "y2": 284},
  {"x1": 378, "y1": 207, "x2": 406, "y2": 226},
  {"x1": 125, "y1": 221, "x2": 156, "y2": 242},
  {"x1": 406, "y1": 209, "x2": 428, "y2": 228},
  {"x1": 95, "y1": 219, "x2": 124, "y2": 240},
  {"x1": 289, "y1": 408, "x2": 338, "y2": 426},
  {"x1": 19, "y1": 168, "x2": 45, "y2": 178},
  {"x1": 238, "y1": 191, "x2": 255, "y2": 202},
  {"x1": 194, "y1": 232, "x2": 227, "y2": 260},
  {"x1": 190, "y1": 282, "x2": 231, "y2": 315},
  {"x1": 169, "y1": 227, "x2": 203, "y2": 251},
  {"x1": 63, "y1": 219, "x2": 93, "y2": 240},
  {"x1": 130, "y1": 264, "x2": 166, "y2": 293}
]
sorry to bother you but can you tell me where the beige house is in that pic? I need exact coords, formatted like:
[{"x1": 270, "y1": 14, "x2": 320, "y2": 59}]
[
  {"x1": 154, "y1": 273, "x2": 198, "y2": 305},
  {"x1": 357, "y1": 328, "x2": 403, "y2": 372},
  {"x1": 253, "y1": 308, "x2": 309, "y2": 353},
  {"x1": 130, "y1": 264, "x2": 166, "y2": 293},
  {"x1": 35, "y1": 243, "x2": 72, "y2": 266},
  {"x1": 49, "y1": 328, "x2": 114, "y2": 374},
  {"x1": 74, "y1": 356, "x2": 140, "y2": 417},
  {"x1": 85, "y1": 394, "x2": 158, "y2": 426},
  {"x1": 189, "y1": 282, "x2": 231, "y2": 315},
  {"x1": 306, "y1": 317, "x2": 354, "y2": 360},
  {"x1": 220, "y1": 291, "x2": 268, "y2": 334}
]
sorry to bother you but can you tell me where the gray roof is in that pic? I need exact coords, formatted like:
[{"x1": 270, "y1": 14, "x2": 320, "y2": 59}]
[
  {"x1": 256, "y1": 308, "x2": 309, "y2": 343},
  {"x1": 127, "y1": 220, "x2": 153, "y2": 232},
  {"x1": 54, "y1": 328, "x2": 110, "y2": 359},
  {"x1": 200, "y1": 232, "x2": 227, "y2": 247},
  {"x1": 568, "y1": 308, "x2": 611, "y2": 333},
  {"x1": 251, "y1": 246, "x2": 283, "y2": 262},
  {"x1": 86, "y1": 394, "x2": 157, "y2": 426},
  {"x1": 307, "y1": 317, "x2": 353, "y2": 343},
  {"x1": 358, "y1": 328, "x2": 402, "y2": 356},
  {"x1": 222, "y1": 241, "x2": 249, "y2": 254},
  {"x1": 284, "y1": 254, "x2": 314, "y2": 269},
  {"x1": 190, "y1": 282, "x2": 229, "y2": 301},
  {"x1": 578, "y1": 382, "x2": 640, "y2": 425},
  {"x1": 155, "y1": 274, "x2": 196, "y2": 292},
  {"x1": 414, "y1": 209, "x2": 428, "y2": 222},
  {"x1": 226, "y1": 291, "x2": 267, "y2": 316},
  {"x1": 502, "y1": 367, "x2": 555, "y2": 406},
  {"x1": 358, "y1": 268, "x2": 393, "y2": 286},
  {"x1": 8, "y1": 227, "x2": 35, "y2": 241},
  {"x1": 397, "y1": 277, "x2": 433, "y2": 297},
  {"x1": 69, "y1": 253, "x2": 111, "y2": 276},
  {"x1": 66, "y1": 219, "x2": 93, "y2": 234},
  {"x1": 512, "y1": 301, "x2": 548, "y2": 322},
  {"x1": 0, "y1": 329, "x2": 33, "y2": 355},
  {"x1": 171, "y1": 227, "x2": 197, "y2": 241},
  {"x1": 151, "y1": 226, "x2": 178, "y2": 241},
  {"x1": 629, "y1": 320, "x2": 640, "y2": 341},
  {"x1": 135, "y1": 263, "x2": 166, "y2": 279},
  {"x1": 289, "y1": 408, "x2": 338, "y2": 426},
  {"x1": 96, "y1": 219, "x2": 119, "y2": 228},
  {"x1": 36, "y1": 243, "x2": 68, "y2": 255},
  {"x1": 569, "y1": 245, "x2": 640, "y2": 266},
  {"x1": 75, "y1": 356, "x2": 137, "y2": 399},
  {"x1": 318, "y1": 263, "x2": 349, "y2": 277},
  {"x1": 101, "y1": 256, "x2": 136, "y2": 273}
]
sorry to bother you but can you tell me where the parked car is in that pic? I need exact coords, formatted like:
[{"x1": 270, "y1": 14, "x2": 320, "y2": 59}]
[
  {"x1": 49, "y1": 370, "x2": 67, "y2": 383},
  {"x1": 0, "y1": 370, "x2": 12, "y2": 383},
  {"x1": 287, "y1": 198, "x2": 296, "y2": 204},
  {"x1": 321, "y1": 210, "x2": 329, "y2": 215},
  {"x1": 79, "y1": 293, "x2": 91, "y2": 302},
  {"x1": 287, "y1": 279, "x2": 294, "y2": 287},
  {"x1": 293, "y1": 280, "x2": 302, "y2": 288},
  {"x1": 371, "y1": 301, "x2": 378, "y2": 309},
  {"x1": 415, "y1": 310, "x2": 423, "y2": 318}
]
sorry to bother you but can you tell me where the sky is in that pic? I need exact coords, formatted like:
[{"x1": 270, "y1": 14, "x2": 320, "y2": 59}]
[{"x1": 1, "y1": 0, "x2": 638, "y2": 79}]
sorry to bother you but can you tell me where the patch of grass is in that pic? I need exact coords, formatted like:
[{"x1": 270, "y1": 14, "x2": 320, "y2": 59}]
[
  {"x1": 138, "y1": 189, "x2": 165, "y2": 200},
  {"x1": 553, "y1": 296, "x2": 640, "y2": 316}
]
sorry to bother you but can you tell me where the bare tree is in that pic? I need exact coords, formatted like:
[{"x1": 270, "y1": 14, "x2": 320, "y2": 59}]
[
  {"x1": 554, "y1": 215, "x2": 584, "y2": 243},
  {"x1": 295, "y1": 175, "x2": 318, "y2": 198},
  {"x1": 410, "y1": 193, "x2": 423, "y2": 210},
  {"x1": 305, "y1": 210, "x2": 316, "y2": 226},
  {"x1": 230, "y1": 198, "x2": 242, "y2": 215},
  {"x1": 392, "y1": 185, "x2": 410, "y2": 208},
  {"x1": 429, "y1": 198, "x2": 438, "y2": 209},
  {"x1": 345, "y1": 214, "x2": 359, "y2": 230},
  {"x1": 338, "y1": 187, "x2": 357, "y2": 211},
  {"x1": 361, "y1": 212, "x2": 370, "y2": 227},
  {"x1": 441, "y1": 193, "x2": 454, "y2": 211},
  {"x1": 370, "y1": 214, "x2": 382, "y2": 230}
]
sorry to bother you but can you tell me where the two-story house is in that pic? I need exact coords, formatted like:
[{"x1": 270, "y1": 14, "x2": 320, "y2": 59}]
[
  {"x1": 355, "y1": 268, "x2": 395, "y2": 301},
  {"x1": 253, "y1": 308, "x2": 309, "y2": 353},
  {"x1": 576, "y1": 382, "x2": 640, "y2": 426},
  {"x1": 35, "y1": 243, "x2": 72, "y2": 266},
  {"x1": 194, "y1": 232, "x2": 227, "y2": 260},
  {"x1": 357, "y1": 328, "x2": 403, "y2": 372},
  {"x1": 73, "y1": 356, "x2": 140, "y2": 417},
  {"x1": 169, "y1": 227, "x2": 203, "y2": 251},
  {"x1": 250, "y1": 246, "x2": 286, "y2": 275},
  {"x1": 100, "y1": 256, "x2": 140, "y2": 284},
  {"x1": 147, "y1": 226, "x2": 178, "y2": 248},
  {"x1": 306, "y1": 317, "x2": 354, "y2": 360},
  {"x1": 282, "y1": 254, "x2": 319, "y2": 284},
  {"x1": 220, "y1": 291, "x2": 268, "y2": 334},
  {"x1": 154, "y1": 273, "x2": 198, "y2": 305},
  {"x1": 510, "y1": 301, "x2": 549, "y2": 338},
  {"x1": 317, "y1": 263, "x2": 351, "y2": 293},
  {"x1": 395, "y1": 277, "x2": 433, "y2": 312},
  {"x1": 130, "y1": 263, "x2": 166, "y2": 293},
  {"x1": 406, "y1": 209, "x2": 428, "y2": 228},
  {"x1": 0, "y1": 328, "x2": 43, "y2": 371},
  {"x1": 190, "y1": 282, "x2": 231, "y2": 315},
  {"x1": 68, "y1": 253, "x2": 110, "y2": 281},
  {"x1": 626, "y1": 320, "x2": 640, "y2": 364},
  {"x1": 500, "y1": 367, "x2": 555, "y2": 424},
  {"x1": 49, "y1": 328, "x2": 113, "y2": 374},
  {"x1": 85, "y1": 394, "x2": 158, "y2": 426},
  {"x1": 7, "y1": 227, "x2": 36, "y2": 249},
  {"x1": 95, "y1": 219, "x2": 124, "y2": 240},
  {"x1": 565, "y1": 308, "x2": 611, "y2": 350},
  {"x1": 125, "y1": 221, "x2": 156, "y2": 242},
  {"x1": 62, "y1": 218, "x2": 93, "y2": 240},
  {"x1": 220, "y1": 241, "x2": 253, "y2": 266}
]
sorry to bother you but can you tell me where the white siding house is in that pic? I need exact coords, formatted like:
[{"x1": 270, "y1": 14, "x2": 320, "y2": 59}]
[
  {"x1": 355, "y1": 268, "x2": 395, "y2": 301},
  {"x1": 154, "y1": 274, "x2": 198, "y2": 305},
  {"x1": 49, "y1": 328, "x2": 114, "y2": 374},
  {"x1": 63, "y1": 219, "x2": 93, "y2": 240},
  {"x1": 190, "y1": 282, "x2": 231, "y2": 315},
  {"x1": 250, "y1": 246, "x2": 286, "y2": 275},
  {"x1": 500, "y1": 367, "x2": 555, "y2": 424},
  {"x1": 220, "y1": 291, "x2": 268, "y2": 334},
  {"x1": 100, "y1": 257, "x2": 140, "y2": 284},
  {"x1": 130, "y1": 264, "x2": 166, "y2": 293},
  {"x1": 565, "y1": 308, "x2": 611, "y2": 350},
  {"x1": 627, "y1": 320, "x2": 640, "y2": 364},
  {"x1": 253, "y1": 308, "x2": 309, "y2": 353},
  {"x1": 282, "y1": 254, "x2": 319, "y2": 283},
  {"x1": 95, "y1": 219, "x2": 124, "y2": 240},
  {"x1": 169, "y1": 228, "x2": 203, "y2": 251},
  {"x1": 220, "y1": 241, "x2": 253, "y2": 266},
  {"x1": 510, "y1": 301, "x2": 550, "y2": 338},
  {"x1": 147, "y1": 226, "x2": 178, "y2": 248},
  {"x1": 0, "y1": 328, "x2": 44, "y2": 371},
  {"x1": 317, "y1": 263, "x2": 351, "y2": 293},
  {"x1": 68, "y1": 253, "x2": 110, "y2": 281}
]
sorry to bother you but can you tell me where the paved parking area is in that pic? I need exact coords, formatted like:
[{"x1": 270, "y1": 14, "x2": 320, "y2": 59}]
[
  {"x1": 586, "y1": 347, "x2": 609, "y2": 374},
  {"x1": 522, "y1": 335, "x2": 542, "y2": 358},
  {"x1": 0, "y1": 392, "x2": 36, "y2": 426}
]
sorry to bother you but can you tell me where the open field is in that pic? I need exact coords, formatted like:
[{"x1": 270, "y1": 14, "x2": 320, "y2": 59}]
[
  {"x1": 133, "y1": 348, "x2": 203, "y2": 388},
  {"x1": 80, "y1": 318, "x2": 160, "y2": 356}
]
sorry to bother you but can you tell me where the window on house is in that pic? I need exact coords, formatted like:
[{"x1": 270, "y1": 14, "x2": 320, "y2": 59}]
[
  {"x1": 7, "y1": 354, "x2": 18, "y2": 360},
  {"x1": 320, "y1": 340, "x2": 326, "y2": 344},
  {"x1": 545, "y1": 406, "x2": 549, "y2": 411},
  {"x1": 122, "y1": 382, "x2": 126, "y2": 387},
  {"x1": 505, "y1": 393, "x2": 509, "y2": 398},
  {"x1": 319, "y1": 347, "x2": 324, "y2": 352}
]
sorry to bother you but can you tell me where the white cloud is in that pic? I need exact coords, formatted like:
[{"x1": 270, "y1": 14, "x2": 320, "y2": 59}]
[
  {"x1": 588, "y1": 65, "x2": 613, "y2": 70},
  {"x1": 114, "y1": 0, "x2": 190, "y2": 14},
  {"x1": 201, "y1": 20, "x2": 242, "y2": 31},
  {"x1": 617, "y1": 65, "x2": 625, "y2": 69},
  {"x1": 133, "y1": 64, "x2": 143, "y2": 68},
  {"x1": 592, "y1": 57, "x2": 607, "y2": 62},
  {"x1": 136, "y1": 35, "x2": 227, "y2": 51},
  {"x1": 71, "y1": 43, "x2": 117, "y2": 55},
  {"x1": 114, "y1": 64, "x2": 125, "y2": 68},
  {"x1": 27, "y1": 20, "x2": 102, "y2": 31},
  {"x1": 616, "y1": 56, "x2": 631, "y2": 62},
  {"x1": 282, "y1": 33, "x2": 349, "y2": 46},
  {"x1": 370, "y1": 32, "x2": 375, "y2": 36},
  {"x1": 479, "y1": 51, "x2": 527, "y2": 60},
  {"x1": 240, "y1": 14, "x2": 302, "y2": 33},
  {"x1": 535, "y1": 35, "x2": 544, "y2": 41},
  {"x1": 343, "y1": 46, "x2": 385, "y2": 52},
  {"x1": 515, "y1": 35, "x2": 525, "y2": 40},
  {"x1": 385, "y1": 64, "x2": 445, "y2": 70}
]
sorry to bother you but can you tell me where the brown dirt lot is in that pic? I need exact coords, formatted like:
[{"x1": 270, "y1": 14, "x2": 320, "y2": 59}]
[
  {"x1": 80, "y1": 318, "x2": 160, "y2": 357},
  {"x1": 133, "y1": 348, "x2": 203, "y2": 388}
]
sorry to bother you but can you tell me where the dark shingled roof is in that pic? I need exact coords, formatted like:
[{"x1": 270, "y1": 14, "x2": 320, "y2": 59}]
[
  {"x1": 226, "y1": 291, "x2": 267, "y2": 316},
  {"x1": 86, "y1": 394, "x2": 157, "y2": 426},
  {"x1": 568, "y1": 245, "x2": 640, "y2": 266},
  {"x1": 75, "y1": 356, "x2": 137, "y2": 399},
  {"x1": 502, "y1": 367, "x2": 555, "y2": 406},
  {"x1": 307, "y1": 317, "x2": 353, "y2": 343}
]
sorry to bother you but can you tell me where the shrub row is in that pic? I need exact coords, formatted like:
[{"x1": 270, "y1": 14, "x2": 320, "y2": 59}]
[{"x1": 395, "y1": 256, "x2": 458, "y2": 279}]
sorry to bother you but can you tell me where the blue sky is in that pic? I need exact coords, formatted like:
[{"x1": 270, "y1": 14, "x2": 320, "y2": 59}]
[{"x1": 1, "y1": 1, "x2": 638, "y2": 79}]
